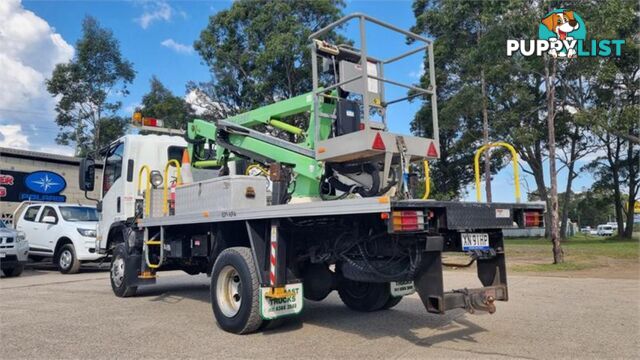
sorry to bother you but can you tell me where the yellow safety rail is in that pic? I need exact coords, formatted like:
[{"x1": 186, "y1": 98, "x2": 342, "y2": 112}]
[
  {"x1": 422, "y1": 160, "x2": 430, "y2": 200},
  {"x1": 137, "y1": 165, "x2": 151, "y2": 216},
  {"x1": 474, "y1": 142, "x2": 521, "y2": 203},
  {"x1": 162, "y1": 160, "x2": 183, "y2": 215}
]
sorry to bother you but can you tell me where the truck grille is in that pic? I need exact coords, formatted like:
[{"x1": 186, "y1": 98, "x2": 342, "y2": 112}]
[{"x1": 0, "y1": 237, "x2": 15, "y2": 247}]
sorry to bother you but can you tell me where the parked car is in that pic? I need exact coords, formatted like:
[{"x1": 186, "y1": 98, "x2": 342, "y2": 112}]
[
  {"x1": 596, "y1": 224, "x2": 614, "y2": 236},
  {"x1": 15, "y1": 203, "x2": 103, "y2": 273},
  {"x1": 0, "y1": 220, "x2": 28, "y2": 277},
  {"x1": 580, "y1": 226, "x2": 592, "y2": 234}
]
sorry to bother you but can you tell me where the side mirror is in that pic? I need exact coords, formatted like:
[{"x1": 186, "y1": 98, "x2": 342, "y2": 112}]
[
  {"x1": 42, "y1": 216, "x2": 57, "y2": 224},
  {"x1": 79, "y1": 158, "x2": 96, "y2": 192}
]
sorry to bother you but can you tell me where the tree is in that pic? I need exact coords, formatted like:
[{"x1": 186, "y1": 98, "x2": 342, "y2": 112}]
[
  {"x1": 47, "y1": 16, "x2": 135, "y2": 156},
  {"x1": 193, "y1": 0, "x2": 345, "y2": 115},
  {"x1": 572, "y1": 0, "x2": 639, "y2": 238},
  {"x1": 140, "y1": 76, "x2": 195, "y2": 130},
  {"x1": 410, "y1": 0, "x2": 509, "y2": 200}
]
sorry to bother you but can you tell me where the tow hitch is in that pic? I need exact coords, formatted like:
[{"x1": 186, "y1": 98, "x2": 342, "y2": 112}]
[{"x1": 414, "y1": 231, "x2": 508, "y2": 315}]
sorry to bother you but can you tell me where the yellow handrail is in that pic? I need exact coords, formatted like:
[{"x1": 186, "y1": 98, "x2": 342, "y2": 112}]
[
  {"x1": 137, "y1": 165, "x2": 151, "y2": 216},
  {"x1": 163, "y1": 160, "x2": 183, "y2": 215},
  {"x1": 422, "y1": 160, "x2": 430, "y2": 200},
  {"x1": 474, "y1": 142, "x2": 521, "y2": 203}
]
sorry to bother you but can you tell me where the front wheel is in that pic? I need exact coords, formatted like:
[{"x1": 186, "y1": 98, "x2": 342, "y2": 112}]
[
  {"x1": 57, "y1": 244, "x2": 80, "y2": 274},
  {"x1": 337, "y1": 278, "x2": 391, "y2": 312},
  {"x1": 210, "y1": 247, "x2": 263, "y2": 334},
  {"x1": 2, "y1": 265, "x2": 24, "y2": 277},
  {"x1": 110, "y1": 243, "x2": 137, "y2": 297}
]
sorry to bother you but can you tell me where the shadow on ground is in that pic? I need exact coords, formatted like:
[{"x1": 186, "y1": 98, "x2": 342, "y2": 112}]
[{"x1": 135, "y1": 275, "x2": 485, "y2": 347}]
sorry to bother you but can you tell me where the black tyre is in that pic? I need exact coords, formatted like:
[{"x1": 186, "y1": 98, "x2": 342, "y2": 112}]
[
  {"x1": 2, "y1": 265, "x2": 24, "y2": 277},
  {"x1": 210, "y1": 247, "x2": 263, "y2": 334},
  {"x1": 57, "y1": 244, "x2": 81, "y2": 274},
  {"x1": 337, "y1": 278, "x2": 390, "y2": 312},
  {"x1": 382, "y1": 295, "x2": 403, "y2": 310},
  {"x1": 110, "y1": 243, "x2": 137, "y2": 297}
]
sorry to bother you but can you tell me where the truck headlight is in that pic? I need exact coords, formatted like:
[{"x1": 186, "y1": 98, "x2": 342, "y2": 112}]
[
  {"x1": 16, "y1": 231, "x2": 26, "y2": 243},
  {"x1": 77, "y1": 228, "x2": 97, "y2": 237}
]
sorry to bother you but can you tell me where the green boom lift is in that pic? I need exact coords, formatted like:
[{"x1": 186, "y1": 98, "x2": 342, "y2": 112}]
[{"x1": 183, "y1": 14, "x2": 440, "y2": 203}]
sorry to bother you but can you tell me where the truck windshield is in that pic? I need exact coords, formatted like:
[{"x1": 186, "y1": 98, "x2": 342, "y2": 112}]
[{"x1": 59, "y1": 207, "x2": 98, "y2": 222}]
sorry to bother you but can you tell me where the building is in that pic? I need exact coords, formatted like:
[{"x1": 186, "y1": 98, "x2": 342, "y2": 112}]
[{"x1": 0, "y1": 147, "x2": 102, "y2": 224}]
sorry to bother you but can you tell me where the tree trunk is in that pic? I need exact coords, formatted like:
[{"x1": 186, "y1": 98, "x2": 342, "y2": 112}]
[
  {"x1": 545, "y1": 56, "x2": 563, "y2": 264},
  {"x1": 624, "y1": 131, "x2": 639, "y2": 238},
  {"x1": 560, "y1": 129, "x2": 579, "y2": 239},
  {"x1": 481, "y1": 68, "x2": 492, "y2": 202}
]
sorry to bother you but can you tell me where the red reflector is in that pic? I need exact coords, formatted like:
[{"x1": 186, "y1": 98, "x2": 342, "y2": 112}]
[
  {"x1": 427, "y1": 142, "x2": 438, "y2": 157},
  {"x1": 372, "y1": 133, "x2": 386, "y2": 150},
  {"x1": 359, "y1": 123, "x2": 365, "y2": 130}
]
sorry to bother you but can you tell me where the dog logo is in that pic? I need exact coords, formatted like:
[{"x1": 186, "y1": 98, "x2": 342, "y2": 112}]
[
  {"x1": 508, "y1": 8, "x2": 624, "y2": 58},
  {"x1": 539, "y1": 9, "x2": 586, "y2": 57}
]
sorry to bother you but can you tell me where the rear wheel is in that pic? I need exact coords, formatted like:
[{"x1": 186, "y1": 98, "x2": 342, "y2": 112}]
[
  {"x1": 110, "y1": 243, "x2": 137, "y2": 297},
  {"x1": 211, "y1": 247, "x2": 262, "y2": 334},
  {"x1": 337, "y1": 278, "x2": 390, "y2": 312},
  {"x1": 57, "y1": 244, "x2": 80, "y2": 274},
  {"x1": 382, "y1": 295, "x2": 403, "y2": 309},
  {"x1": 2, "y1": 265, "x2": 24, "y2": 277}
]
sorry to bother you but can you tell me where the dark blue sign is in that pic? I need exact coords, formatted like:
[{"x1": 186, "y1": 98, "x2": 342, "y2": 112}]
[{"x1": 24, "y1": 171, "x2": 67, "y2": 194}]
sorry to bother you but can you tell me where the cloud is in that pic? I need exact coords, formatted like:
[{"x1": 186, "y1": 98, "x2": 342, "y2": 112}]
[
  {"x1": 135, "y1": 1, "x2": 173, "y2": 29},
  {"x1": 0, "y1": 125, "x2": 29, "y2": 149},
  {"x1": 0, "y1": 0, "x2": 75, "y2": 155},
  {"x1": 161, "y1": 38, "x2": 193, "y2": 54},
  {"x1": 409, "y1": 62, "x2": 425, "y2": 79}
]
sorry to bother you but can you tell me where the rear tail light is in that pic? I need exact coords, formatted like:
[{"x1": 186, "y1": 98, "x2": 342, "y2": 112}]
[
  {"x1": 392, "y1": 210, "x2": 425, "y2": 232},
  {"x1": 524, "y1": 211, "x2": 543, "y2": 227}
]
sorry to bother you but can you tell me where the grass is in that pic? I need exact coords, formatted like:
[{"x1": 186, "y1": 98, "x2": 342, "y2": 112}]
[{"x1": 504, "y1": 233, "x2": 639, "y2": 273}]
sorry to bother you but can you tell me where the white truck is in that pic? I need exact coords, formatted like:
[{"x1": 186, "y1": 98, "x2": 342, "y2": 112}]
[
  {"x1": 78, "y1": 14, "x2": 546, "y2": 334},
  {"x1": 14, "y1": 202, "x2": 102, "y2": 273}
]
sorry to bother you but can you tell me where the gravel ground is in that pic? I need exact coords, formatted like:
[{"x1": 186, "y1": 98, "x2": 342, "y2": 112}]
[{"x1": 1, "y1": 267, "x2": 638, "y2": 359}]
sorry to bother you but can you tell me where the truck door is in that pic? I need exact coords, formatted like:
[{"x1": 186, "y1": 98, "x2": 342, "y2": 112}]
[
  {"x1": 99, "y1": 141, "x2": 125, "y2": 245},
  {"x1": 16, "y1": 205, "x2": 47, "y2": 254},
  {"x1": 36, "y1": 206, "x2": 60, "y2": 251}
]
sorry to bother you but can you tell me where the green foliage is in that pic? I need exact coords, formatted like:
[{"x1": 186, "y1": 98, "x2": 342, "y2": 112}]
[
  {"x1": 410, "y1": 0, "x2": 510, "y2": 199},
  {"x1": 562, "y1": 189, "x2": 615, "y2": 228},
  {"x1": 193, "y1": 0, "x2": 345, "y2": 114},
  {"x1": 140, "y1": 76, "x2": 194, "y2": 130},
  {"x1": 46, "y1": 16, "x2": 135, "y2": 156}
]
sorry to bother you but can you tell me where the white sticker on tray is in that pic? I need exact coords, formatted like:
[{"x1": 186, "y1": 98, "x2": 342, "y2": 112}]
[
  {"x1": 495, "y1": 209, "x2": 510, "y2": 218},
  {"x1": 390, "y1": 281, "x2": 415, "y2": 297}
]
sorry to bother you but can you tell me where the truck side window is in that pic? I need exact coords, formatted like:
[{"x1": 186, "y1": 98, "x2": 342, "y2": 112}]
[
  {"x1": 23, "y1": 206, "x2": 41, "y2": 222},
  {"x1": 39, "y1": 206, "x2": 58, "y2": 224},
  {"x1": 103, "y1": 142, "x2": 124, "y2": 194}
]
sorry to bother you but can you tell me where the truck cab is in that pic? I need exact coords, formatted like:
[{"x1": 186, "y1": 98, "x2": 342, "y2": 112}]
[{"x1": 94, "y1": 135, "x2": 186, "y2": 253}]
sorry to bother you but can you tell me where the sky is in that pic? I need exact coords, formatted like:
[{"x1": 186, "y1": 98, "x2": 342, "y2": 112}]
[{"x1": 0, "y1": 0, "x2": 597, "y2": 202}]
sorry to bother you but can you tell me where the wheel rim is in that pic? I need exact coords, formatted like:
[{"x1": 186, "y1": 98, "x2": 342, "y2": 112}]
[
  {"x1": 111, "y1": 256, "x2": 125, "y2": 287},
  {"x1": 345, "y1": 280, "x2": 371, "y2": 300},
  {"x1": 216, "y1": 265, "x2": 242, "y2": 318},
  {"x1": 59, "y1": 249, "x2": 72, "y2": 269}
]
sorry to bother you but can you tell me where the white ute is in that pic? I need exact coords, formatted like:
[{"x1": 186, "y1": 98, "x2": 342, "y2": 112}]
[{"x1": 14, "y1": 203, "x2": 103, "y2": 273}]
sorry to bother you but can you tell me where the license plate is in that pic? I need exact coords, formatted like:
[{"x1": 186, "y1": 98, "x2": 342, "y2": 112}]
[
  {"x1": 0, "y1": 252, "x2": 5, "y2": 258},
  {"x1": 461, "y1": 233, "x2": 490, "y2": 251}
]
